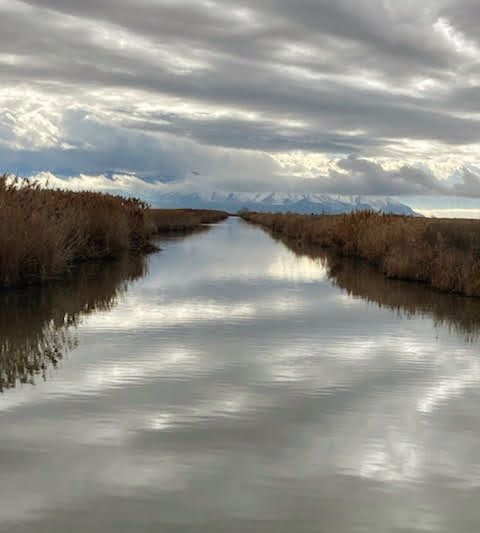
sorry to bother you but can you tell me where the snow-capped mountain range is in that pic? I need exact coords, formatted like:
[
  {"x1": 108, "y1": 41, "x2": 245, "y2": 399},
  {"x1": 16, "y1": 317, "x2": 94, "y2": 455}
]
[{"x1": 154, "y1": 191, "x2": 419, "y2": 216}]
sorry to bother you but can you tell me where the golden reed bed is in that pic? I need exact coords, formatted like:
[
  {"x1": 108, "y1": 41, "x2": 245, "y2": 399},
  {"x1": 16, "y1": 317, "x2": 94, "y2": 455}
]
[
  {"x1": 0, "y1": 175, "x2": 227, "y2": 287},
  {"x1": 241, "y1": 211, "x2": 480, "y2": 297},
  {"x1": 149, "y1": 208, "x2": 228, "y2": 233}
]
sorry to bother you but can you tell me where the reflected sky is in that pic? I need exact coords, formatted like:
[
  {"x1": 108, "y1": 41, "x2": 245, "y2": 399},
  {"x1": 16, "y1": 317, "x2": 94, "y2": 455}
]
[
  {"x1": 0, "y1": 254, "x2": 147, "y2": 392},
  {"x1": 1, "y1": 218, "x2": 480, "y2": 532}
]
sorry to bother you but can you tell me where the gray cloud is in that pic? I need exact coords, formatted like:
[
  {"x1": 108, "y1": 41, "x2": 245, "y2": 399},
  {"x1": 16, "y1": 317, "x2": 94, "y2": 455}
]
[
  {"x1": 2, "y1": 1, "x2": 480, "y2": 198},
  {"x1": 325, "y1": 156, "x2": 449, "y2": 196},
  {"x1": 451, "y1": 168, "x2": 480, "y2": 196}
]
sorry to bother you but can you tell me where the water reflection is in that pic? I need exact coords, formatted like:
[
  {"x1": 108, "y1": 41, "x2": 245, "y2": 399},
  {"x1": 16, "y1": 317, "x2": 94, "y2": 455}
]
[
  {"x1": 269, "y1": 234, "x2": 480, "y2": 342},
  {"x1": 1, "y1": 218, "x2": 480, "y2": 533},
  {"x1": 0, "y1": 254, "x2": 147, "y2": 391}
]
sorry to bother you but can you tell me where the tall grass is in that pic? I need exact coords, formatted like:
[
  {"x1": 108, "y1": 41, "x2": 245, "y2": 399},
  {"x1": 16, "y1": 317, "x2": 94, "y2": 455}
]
[
  {"x1": 149, "y1": 208, "x2": 228, "y2": 233},
  {"x1": 0, "y1": 174, "x2": 156, "y2": 287},
  {"x1": 241, "y1": 211, "x2": 480, "y2": 297},
  {"x1": 279, "y1": 239, "x2": 480, "y2": 341}
]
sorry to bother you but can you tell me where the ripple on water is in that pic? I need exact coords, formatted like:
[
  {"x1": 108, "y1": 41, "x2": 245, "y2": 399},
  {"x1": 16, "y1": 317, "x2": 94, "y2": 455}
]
[{"x1": 1, "y1": 218, "x2": 480, "y2": 532}]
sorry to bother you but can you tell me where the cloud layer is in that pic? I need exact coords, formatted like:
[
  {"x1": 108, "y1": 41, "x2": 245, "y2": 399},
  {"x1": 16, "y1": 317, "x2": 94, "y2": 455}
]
[{"x1": 3, "y1": 0, "x2": 480, "y2": 200}]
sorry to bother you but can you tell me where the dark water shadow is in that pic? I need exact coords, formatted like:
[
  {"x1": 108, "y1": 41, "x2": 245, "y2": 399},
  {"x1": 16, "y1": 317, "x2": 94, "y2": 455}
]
[
  {"x1": 274, "y1": 234, "x2": 480, "y2": 343},
  {"x1": 0, "y1": 254, "x2": 148, "y2": 392}
]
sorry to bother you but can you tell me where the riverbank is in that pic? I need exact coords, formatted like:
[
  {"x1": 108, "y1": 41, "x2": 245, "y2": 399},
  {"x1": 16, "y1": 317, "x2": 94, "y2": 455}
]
[
  {"x1": 268, "y1": 238, "x2": 480, "y2": 341},
  {"x1": 241, "y1": 211, "x2": 480, "y2": 297},
  {"x1": 0, "y1": 175, "x2": 157, "y2": 287},
  {"x1": 149, "y1": 208, "x2": 228, "y2": 233},
  {"x1": 0, "y1": 174, "x2": 227, "y2": 288}
]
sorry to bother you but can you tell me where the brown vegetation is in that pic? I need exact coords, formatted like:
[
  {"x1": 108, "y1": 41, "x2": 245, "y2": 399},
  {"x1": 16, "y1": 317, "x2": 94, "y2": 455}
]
[
  {"x1": 149, "y1": 208, "x2": 228, "y2": 233},
  {"x1": 0, "y1": 173, "x2": 230, "y2": 288},
  {"x1": 241, "y1": 211, "x2": 480, "y2": 297},
  {"x1": 281, "y1": 239, "x2": 480, "y2": 341},
  {"x1": 0, "y1": 174, "x2": 157, "y2": 287}
]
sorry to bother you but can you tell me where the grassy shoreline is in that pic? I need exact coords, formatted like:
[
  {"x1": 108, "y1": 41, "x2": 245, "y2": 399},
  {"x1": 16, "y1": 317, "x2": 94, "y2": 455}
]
[
  {"x1": 0, "y1": 175, "x2": 228, "y2": 288},
  {"x1": 270, "y1": 238, "x2": 480, "y2": 341},
  {"x1": 149, "y1": 208, "x2": 228, "y2": 233},
  {"x1": 241, "y1": 211, "x2": 480, "y2": 297}
]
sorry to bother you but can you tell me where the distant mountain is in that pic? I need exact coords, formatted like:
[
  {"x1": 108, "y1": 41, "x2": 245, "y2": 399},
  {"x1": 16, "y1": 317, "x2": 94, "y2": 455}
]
[{"x1": 154, "y1": 191, "x2": 420, "y2": 216}]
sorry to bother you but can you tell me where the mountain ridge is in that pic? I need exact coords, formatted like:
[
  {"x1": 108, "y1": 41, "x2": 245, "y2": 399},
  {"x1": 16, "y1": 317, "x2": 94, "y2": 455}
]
[{"x1": 154, "y1": 191, "x2": 420, "y2": 216}]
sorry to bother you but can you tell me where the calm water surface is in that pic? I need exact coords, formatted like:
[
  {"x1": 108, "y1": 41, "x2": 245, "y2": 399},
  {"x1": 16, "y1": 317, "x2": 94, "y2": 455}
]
[{"x1": 1, "y1": 218, "x2": 480, "y2": 532}]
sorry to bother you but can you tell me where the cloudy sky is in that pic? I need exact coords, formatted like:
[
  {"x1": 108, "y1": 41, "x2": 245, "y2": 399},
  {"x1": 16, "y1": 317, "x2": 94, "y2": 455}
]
[{"x1": 3, "y1": 0, "x2": 480, "y2": 211}]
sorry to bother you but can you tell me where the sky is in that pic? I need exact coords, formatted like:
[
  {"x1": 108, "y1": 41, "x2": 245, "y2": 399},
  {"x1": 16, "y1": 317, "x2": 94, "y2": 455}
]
[{"x1": 3, "y1": 0, "x2": 480, "y2": 212}]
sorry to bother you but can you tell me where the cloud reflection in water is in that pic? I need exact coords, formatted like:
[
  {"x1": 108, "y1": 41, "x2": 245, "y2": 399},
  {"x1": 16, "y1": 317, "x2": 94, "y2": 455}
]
[{"x1": 1, "y1": 219, "x2": 480, "y2": 532}]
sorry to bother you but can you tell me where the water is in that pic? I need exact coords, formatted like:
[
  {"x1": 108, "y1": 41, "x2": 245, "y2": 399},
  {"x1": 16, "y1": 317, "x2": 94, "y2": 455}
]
[{"x1": 1, "y1": 217, "x2": 480, "y2": 532}]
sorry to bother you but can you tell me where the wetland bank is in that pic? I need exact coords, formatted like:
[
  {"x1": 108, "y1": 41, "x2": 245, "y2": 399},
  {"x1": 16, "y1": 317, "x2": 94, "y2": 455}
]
[
  {"x1": 0, "y1": 175, "x2": 227, "y2": 288},
  {"x1": 241, "y1": 211, "x2": 480, "y2": 297},
  {"x1": 1, "y1": 217, "x2": 480, "y2": 532}
]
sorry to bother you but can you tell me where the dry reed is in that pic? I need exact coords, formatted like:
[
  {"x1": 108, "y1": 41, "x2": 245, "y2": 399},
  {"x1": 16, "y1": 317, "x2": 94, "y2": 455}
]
[
  {"x1": 0, "y1": 174, "x2": 156, "y2": 287},
  {"x1": 149, "y1": 208, "x2": 228, "y2": 233},
  {"x1": 241, "y1": 211, "x2": 480, "y2": 297}
]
